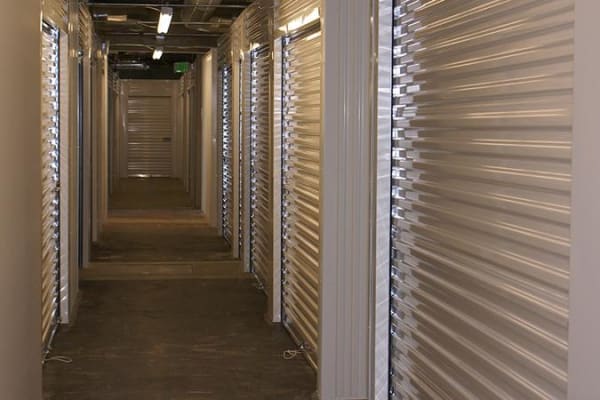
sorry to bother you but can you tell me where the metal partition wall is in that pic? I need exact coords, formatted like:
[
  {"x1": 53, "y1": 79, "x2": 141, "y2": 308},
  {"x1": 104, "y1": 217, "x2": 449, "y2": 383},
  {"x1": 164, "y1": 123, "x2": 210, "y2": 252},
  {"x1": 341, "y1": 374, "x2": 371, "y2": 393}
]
[
  {"x1": 41, "y1": 21, "x2": 61, "y2": 355},
  {"x1": 221, "y1": 65, "x2": 234, "y2": 244},
  {"x1": 389, "y1": 1, "x2": 574, "y2": 398},
  {"x1": 281, "y1": 22, "x2": 321, "y2": 369},
  {"x1": 249, "y1": 45, "x2": 272, "y2": 291}
]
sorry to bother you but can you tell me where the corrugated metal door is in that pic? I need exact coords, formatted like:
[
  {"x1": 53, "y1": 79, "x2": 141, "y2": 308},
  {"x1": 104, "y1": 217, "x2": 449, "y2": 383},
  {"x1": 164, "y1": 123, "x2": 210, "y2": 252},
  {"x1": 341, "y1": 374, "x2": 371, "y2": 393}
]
[
  {"x1": 389, "y1": 1, "x2": 573, "y2": 398},
  {"x1": 281, "y1": 23, "x2": 321, "y2": 369},
  {"x1": 79, "y1": 4, "x2": 92, "y2": 54},
  {"x1": 41, "y1": 21, "x2": 61, "y2": 354},
  {"x1": 250, "y1": 45, "x2": 272, "y2": 290},
  {"x1": 221, "y1": 65, "x2": 234, "y2": 244},
  {"x1": 126, "y1": 95, "x2": 173, "y2": 177}
]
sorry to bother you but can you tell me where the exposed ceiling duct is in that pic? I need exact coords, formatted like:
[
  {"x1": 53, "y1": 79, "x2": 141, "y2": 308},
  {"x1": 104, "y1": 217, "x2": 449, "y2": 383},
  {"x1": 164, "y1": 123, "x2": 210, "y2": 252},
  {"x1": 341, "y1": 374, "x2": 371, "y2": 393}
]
[{"x1": 181, "y1": 0, "x2": 233, "y2": 32}]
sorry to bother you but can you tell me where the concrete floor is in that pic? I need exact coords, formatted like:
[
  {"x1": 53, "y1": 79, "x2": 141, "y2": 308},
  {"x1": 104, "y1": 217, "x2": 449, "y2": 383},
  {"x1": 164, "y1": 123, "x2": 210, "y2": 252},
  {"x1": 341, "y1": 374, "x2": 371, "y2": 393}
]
[
  {"x1": 109, "y1": 178, "x2": 195, "y2": 210},
  {"x1": 43, "y1": 280, "x2": 316, "y2": 400},
  {"x1": 43, "y1": 178, "x2": 316, "y2": 399}
]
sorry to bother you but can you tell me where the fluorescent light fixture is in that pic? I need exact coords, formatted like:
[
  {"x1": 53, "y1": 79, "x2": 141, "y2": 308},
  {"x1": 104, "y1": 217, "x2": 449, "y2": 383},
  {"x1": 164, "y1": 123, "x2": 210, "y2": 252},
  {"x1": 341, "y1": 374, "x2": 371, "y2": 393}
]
[
  {"x1": 157, "y1": 7, "x2": 173, "y2": 34},
  {"x1": 106, "y1": 15, "x2": 128, "y2": 22},
  {"x1": 152, "y1": 47, "x2": 164, "y2": 60}
]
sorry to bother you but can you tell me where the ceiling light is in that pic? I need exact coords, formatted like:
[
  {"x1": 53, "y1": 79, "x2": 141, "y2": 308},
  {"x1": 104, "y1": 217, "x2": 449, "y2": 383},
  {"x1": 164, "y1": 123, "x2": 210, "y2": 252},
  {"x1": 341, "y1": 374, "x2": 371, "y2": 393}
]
[
  {"x1": 157, "y1": 7, "x2": 173, "y2": 34},
  {"x1": 153, "y1": 47, "x2": 164, "y2": 60},
  {"x1": 106, "y1": 15, "x2": 128, "y2": 23}
]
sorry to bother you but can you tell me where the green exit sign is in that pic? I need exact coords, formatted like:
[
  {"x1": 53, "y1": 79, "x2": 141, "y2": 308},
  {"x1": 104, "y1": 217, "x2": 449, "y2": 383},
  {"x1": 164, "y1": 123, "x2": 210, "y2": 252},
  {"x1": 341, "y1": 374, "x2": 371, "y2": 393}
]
[{"x1": 174, "y1": 62, "x2": 191, "y2": 73}]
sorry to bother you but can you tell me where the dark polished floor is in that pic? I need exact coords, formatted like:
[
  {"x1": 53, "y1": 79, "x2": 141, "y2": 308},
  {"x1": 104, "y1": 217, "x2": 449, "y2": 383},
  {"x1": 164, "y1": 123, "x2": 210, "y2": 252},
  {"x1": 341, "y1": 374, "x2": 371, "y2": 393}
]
[
  {"x1": 43, "y1": 280, "x2": 316, "y2": 400},
  {"x1": 93, "y1": 178, "x2": 231, "y2": 263},
  {"x1": 44, "y1": 177, "x2": 316, "y2": 399},
  {"x1": 91, "y1": 222, "x2": 233, "y2": 263},
  {"x1": 109, "y1": 178, "x2": 195, "y2": 210}
]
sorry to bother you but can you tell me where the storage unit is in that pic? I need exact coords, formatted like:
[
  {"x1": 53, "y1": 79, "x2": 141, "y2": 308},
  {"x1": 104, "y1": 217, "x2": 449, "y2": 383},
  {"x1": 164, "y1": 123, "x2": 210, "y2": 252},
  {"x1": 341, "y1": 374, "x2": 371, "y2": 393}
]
[
  {"x1": 41, "y1": 20, "x2": 62, "y2": 354},
  {"x1": 249, "y1": 44, "x2": 272, "y2": 291},
  {"x1": 280, "y1": 20, "x2": 322, "y2": 369},
  {"x1": 389, "y1": 0, "x2": 574, "y2": 398},
  {"x1": 220, "y1": 65, "x2": 234, "y2": 244},
  {"x1": 123, "y1": 80, "x2": 175, "y2": 177}
]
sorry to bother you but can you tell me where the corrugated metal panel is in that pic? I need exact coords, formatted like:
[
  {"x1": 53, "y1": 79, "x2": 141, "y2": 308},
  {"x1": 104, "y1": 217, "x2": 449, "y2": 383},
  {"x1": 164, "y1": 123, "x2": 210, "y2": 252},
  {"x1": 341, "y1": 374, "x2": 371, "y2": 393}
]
[
  {"x1": 218, "y1": 32, "x2": 232, "y2": 67},
  {"x1": 43, "y1": 0, "x2": 67, "y2": 30},
  {"x1": 278, "y1": 0, "x2": 319, "y2": 30},
  {"x1": 281, "y1": 23, "x2": 321, "y2": 370},
  {"x1": 127, "y1": 96, "x2": 173, "y2": 177},
  {"x1": 245, "y1": 0, "x2": 271, "y2": 45},
  {"x1": 250, "y1": 44, "x2": 273, "y2": 291},
  {"x1": 221, "y1": 65, "x2": 234, "y2": 244},
  {"x1": 389, "y1": 0, "x2": 573, "y2": 399},
  {"x1": 79, "y1": 4, "x2": 92, "y2": 54},
  {"x1": 41, "y1": 22, "x2": 61, "y2": 355}
]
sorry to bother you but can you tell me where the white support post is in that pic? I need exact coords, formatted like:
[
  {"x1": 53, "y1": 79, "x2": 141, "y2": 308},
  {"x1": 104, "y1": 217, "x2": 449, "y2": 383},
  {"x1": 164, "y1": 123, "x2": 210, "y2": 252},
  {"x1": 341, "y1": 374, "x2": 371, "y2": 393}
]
[
  {"x1": 372, "y1": 1, "x2": 392, "y2": 399},
  {"x1": 568, "y1": 1, "x2": 600, "y2": 398},
  {"x1": 320, "y1": 0, "x2": 375, "y2": 398}
]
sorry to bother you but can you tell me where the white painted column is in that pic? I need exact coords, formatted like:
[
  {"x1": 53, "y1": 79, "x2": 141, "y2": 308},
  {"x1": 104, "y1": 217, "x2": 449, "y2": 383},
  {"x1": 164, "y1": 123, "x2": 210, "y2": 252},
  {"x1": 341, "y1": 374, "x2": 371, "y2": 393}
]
[
  {"x1": 568, "y1": 1, "x2": 600, "y2": 398},
  {"x1": 320, "y1": 0, "x2": 375, "y2": 398}
]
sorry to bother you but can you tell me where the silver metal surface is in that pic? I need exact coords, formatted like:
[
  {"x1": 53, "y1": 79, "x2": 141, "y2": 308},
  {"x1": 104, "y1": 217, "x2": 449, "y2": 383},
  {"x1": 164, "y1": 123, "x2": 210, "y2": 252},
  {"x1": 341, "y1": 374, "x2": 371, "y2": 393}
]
[
  {"x1": 79, "y1": 4, "x2": 92, "y2": 56},
  {"x1": 41, "y1": 21, "x2": 61, "y2": 356},
  {"x1": 389, "y1": 0, "x2": 574, "y2": 398},
  {"x1": 278, "y1": 0, "x2": 318, "y2": 31},
  {"x1": 125, "y1": 81, "x2": 175, "y2": 177},
  {"x1": 373, "y1": 1, "x2": 393, "y2": 399},
  {"x1": 281, "y1": 23, "x2": 321, "y2": 370},
  {"x1": 249, "y1": 44, "x2": 272, "y2": 293},
  {"x1": 221, "y1": 65, "x2": 234, "y2": 244}
]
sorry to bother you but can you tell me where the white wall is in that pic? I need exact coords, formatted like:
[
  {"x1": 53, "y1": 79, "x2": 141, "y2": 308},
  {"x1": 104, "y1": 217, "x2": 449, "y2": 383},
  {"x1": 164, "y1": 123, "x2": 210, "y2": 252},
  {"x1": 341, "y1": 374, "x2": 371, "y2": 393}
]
[
  {"x1": 568, "y1": 0, "x2": 600, "y2": 398},
  {"x1": 201, "y1": 50, "x2": 218, "y2": 226},
  {"x1": 0, "y1": 0, "x2": 43, "y2": 398}
]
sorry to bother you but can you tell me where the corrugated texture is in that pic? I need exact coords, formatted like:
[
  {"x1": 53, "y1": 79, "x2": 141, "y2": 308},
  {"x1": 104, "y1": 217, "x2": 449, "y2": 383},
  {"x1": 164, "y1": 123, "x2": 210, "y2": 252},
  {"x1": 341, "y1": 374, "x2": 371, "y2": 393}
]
[
  {"x1": 221, "y1": 65, "x2": 234, "y2": 244},
  {"x1": 278, "y1": 0, "x2": 319, "y2": 30},
  {"x1": 217, "y1": 32, "x2": 232, "y2": 67},
  {"x1": 126, "y1": 95, "x2": 173, "y2": 177},
  {"x1": 43, "y1": 0, "x2": 67, "y2": 30},
  {"x1": 245, "y1": 0, "x2": 272, "y2": 45},
  {"x1": 41, "y1": 22, "x2": 61, "y2": 354},
  {"x1": 79, "y1": 4, "x2": 92, "y2": 54},
  {"x1": 281, "y1": 24, "x2": 321, "y2": 370},
  {"x1": 250, "y1": 45, "x2": 273, "y2": 292},
  {"x1": 389, "y1": 0, "x2": 574, "y2": 399}
]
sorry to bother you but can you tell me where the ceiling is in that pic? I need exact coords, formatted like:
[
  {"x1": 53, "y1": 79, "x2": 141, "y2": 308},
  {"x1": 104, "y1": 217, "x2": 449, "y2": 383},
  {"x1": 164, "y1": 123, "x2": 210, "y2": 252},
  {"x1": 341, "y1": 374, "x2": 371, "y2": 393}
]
[{"x1": 88, "y1": 0, "x2": 253, "y2": 79}]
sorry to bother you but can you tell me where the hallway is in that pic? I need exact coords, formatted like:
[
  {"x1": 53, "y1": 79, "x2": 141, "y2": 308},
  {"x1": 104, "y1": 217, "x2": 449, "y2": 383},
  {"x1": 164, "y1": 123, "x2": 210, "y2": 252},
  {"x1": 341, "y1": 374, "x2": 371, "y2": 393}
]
[
  {"x1": 44, "y1": 175, "x2": 315, "y2": 399},
  {"x1": 3, "y1": 1, "x2": 600, "y2": 399}
]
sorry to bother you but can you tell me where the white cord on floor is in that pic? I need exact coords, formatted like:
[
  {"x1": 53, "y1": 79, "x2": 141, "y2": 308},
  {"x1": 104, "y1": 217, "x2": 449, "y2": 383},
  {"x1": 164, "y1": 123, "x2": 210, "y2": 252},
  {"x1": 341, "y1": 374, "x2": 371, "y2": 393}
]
[
  {"x1": 283, "y1": 343, "x2": 310, "y2": 360},
  {"x1": 44, "y1": 355, "x2": 73, "y2": 364},
  {"x1": 283, "y1": 349, "x2": 304, "y2": 360}
]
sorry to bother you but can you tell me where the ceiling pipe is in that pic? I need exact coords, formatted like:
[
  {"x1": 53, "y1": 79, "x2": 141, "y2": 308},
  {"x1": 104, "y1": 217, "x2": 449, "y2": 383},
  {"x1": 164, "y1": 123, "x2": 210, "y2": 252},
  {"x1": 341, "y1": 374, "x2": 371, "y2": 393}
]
[
  {"x1": 87, "y1": 2, "x2": 247, "y2": 9},
  {"x1": 180, "y1": 0, "x2": 233, "y2": 32}
]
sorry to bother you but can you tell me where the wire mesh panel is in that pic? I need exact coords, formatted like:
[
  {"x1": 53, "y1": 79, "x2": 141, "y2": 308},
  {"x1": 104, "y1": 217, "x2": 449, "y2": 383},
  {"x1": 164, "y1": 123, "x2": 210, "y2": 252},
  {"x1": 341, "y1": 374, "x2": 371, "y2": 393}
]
[
  {"x1": 389, "y1": 0, "x2": 574, "y2": 398},
  {"x1": 250, "y1": 44, "x2": 273, "y2": 291},
  {"x1": 281, "y1": 23, "x2": 321, "y2": 370},
  {"x1": 41, "y1": 21, "x2": 61, "y2": 355},
  {"x1": 221, "y1": 65, "x2": 234, "y2": 245}
]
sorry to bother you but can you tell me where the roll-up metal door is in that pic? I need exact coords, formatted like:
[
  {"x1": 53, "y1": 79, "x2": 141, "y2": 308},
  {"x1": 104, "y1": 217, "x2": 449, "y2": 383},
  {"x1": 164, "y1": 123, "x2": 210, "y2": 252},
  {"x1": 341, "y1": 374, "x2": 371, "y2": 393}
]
[
  {"x1": 41, "y1": 21, "x2": 61, "y2": 354},
  {"x1": 79, "y1": 4, "x2": 92, "y2": 54},
  {"x1": 221, "y1": 65, "x2": 234, "y2": 244},
  {"x1": 250, "y1": 45, "x2": 272, "y2": 290},
  {"x1": 43, "y1": 0, "x2": 67, "y2": 30},
  {"x1": 281, "y1": 23, "x2": 321, "y2": 369},
  {"x1": 127, "y1": 95, "x2": 173, "y2": 177},
  {"x1": 389, "y1": 1, "x2": 573, "y2": 399}
]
